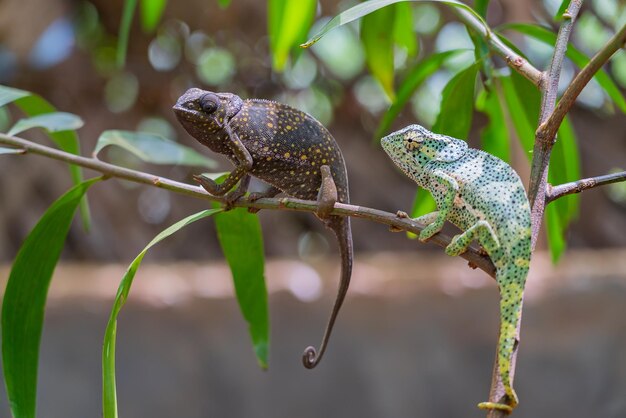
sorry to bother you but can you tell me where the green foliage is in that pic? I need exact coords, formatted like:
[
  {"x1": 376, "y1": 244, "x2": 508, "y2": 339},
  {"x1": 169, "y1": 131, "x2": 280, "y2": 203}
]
[
  {"x1": 268, "y1": 0, "x2": 317, "y2": 71},
  {"x1": 2, "y1": 178, "x2": 101, "y2": 418},
  {"x1": 8, "y1": 112, "x2": 84, "y2": 136},
  {"x1": 94, "y1": 130, "x2": 217, "y2": 168},
  {"x1": 214, "y1": 208, "x2": 270, "y2": 368},
  {"x1": 361, "y1": 5, "x2": 397, "y2": 99},
  {"x1": 432, "y1": 63, "x2": 479, "y2": 139},
  {"x1": 102, "y1": 208, "x2": 223, "y2": 418},
  {"x1": 140, "y1": 0, "x2": 167, "y2": 32},
  {"x1": 117, "y1": 0, "x2": 138, "y2": 67},
  {"x1": 476, "y1": 87, "x2": 510, "y2": 163}
]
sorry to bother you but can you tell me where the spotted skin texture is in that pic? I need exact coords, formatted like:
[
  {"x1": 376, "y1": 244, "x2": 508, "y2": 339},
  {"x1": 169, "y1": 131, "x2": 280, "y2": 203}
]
[
  {"x1": 381, "y1": 125, "x2": 531, "y2": 412},
  {"x1": 174, "y1": 88, "x2": 352, "y2": 370}
]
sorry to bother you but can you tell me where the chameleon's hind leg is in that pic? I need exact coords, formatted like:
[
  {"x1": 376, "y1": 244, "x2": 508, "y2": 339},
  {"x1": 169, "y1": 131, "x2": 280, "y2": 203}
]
[
  {"x1": 445, "y1": 220, "x2": 500, "y2": 256},
  {"x1": 316, "y1": 165, "x2": 338, "y2": 220},
  {"x1": 247, "y1": 186, "x2": 281, "y2": 214}
]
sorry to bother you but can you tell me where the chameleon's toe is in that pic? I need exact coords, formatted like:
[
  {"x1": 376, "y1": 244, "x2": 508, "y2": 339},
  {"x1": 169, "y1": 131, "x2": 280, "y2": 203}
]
[
  {"x1": 477, "y1": 401, "x2": 514, "y2": 414},
  {"x1": 193, "y1": 174, "x2": 219, "y2": 195},
  {"x1": 444, "y1": 237, "x2": 464, "y2": 256},
  {"x1": 418, "y1": 223, "x2": 440, "y2": 241}
]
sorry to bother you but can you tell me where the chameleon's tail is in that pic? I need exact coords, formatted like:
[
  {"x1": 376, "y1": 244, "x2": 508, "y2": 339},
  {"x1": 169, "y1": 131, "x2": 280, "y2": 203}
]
[{"x1": 302, "y1": 216, "x2": 353, "y2": 369}]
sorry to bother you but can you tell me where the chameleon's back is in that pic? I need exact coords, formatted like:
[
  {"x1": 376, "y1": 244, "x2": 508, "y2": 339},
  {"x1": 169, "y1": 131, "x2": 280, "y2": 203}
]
[{"x1": 231, "y1": 99, "x2": 349, "y2": 203}]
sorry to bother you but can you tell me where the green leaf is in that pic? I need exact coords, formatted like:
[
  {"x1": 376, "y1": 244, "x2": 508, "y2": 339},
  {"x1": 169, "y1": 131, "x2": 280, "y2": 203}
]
[
  {"x1": 117, "y1": 0, "x2": 138, "y2": 68},
  {"x1": 302, "y1": 0, "x2": 488, "y2": 48},
  {"x1": 554, "y1": 0, "x2": 570, "y2": 20},
  {"x1": 94, "y1": 130, "x2": 217, "y2": 168},
  {"x1": 501, "y1": 23, "x2": 626, "y2": 113},
  {"x1": 218, "y1": 0, "x2": 232, "y2": 8},
  {"x1": 0, "y1": 85, "x2": 91, "y2": 230},
  {"x1": 498, "y1": 72, "x2": 539, "y2": 156},
  {"x1": 8, "y1": 112, "x2": 84, "y2": 136},
  {"x1": 393, "y1": 2, "x2": 418, "y2": 57},
  {"x1": 406, "y1": 187, "x2": 437, "y2": 239},
  {"x1": 475, "y1": 0, "x2": 489, "y2": 17},
  {"x1": 476, "y1": 87, "x2": 510, "y2": 162},
  {"x1": 376, "y1": 49, "x2": 467, "y2": 138},
  {"x1": 268, "y1": 0, "x2": 317, "y2": 71},
  {"x1": 432, "y1": 63, "x2": 479, "y2": 139},
  {"x1": 361, "y1": 4, "x2": 397, "y2": 99},
  {"x1": 214, "y1": 207, "x2": 269, "y2": 368},
  {"x1": 2, "y1": 177, "x2": 101, "y2": 418},
  {"x1": 545, "y1": 202, "x2": 566, "y2": 263},
  {"x1": 102, "y1": 208, "x2": 222, "y2": 418},
  {"x1": 140, "y1": 0, "x2": 167, "y2": 32}
]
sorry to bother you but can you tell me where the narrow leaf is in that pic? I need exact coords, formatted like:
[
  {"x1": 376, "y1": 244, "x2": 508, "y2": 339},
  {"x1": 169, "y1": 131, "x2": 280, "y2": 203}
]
[
  {"x1": 302, "y1": 0, "x2": 488, "y2": 48},
  {"x1": 218, "y1": 0, "x2": 232, "y2": 8},
  {"x1": 2, "y1": 177, "x2": 101, "y2": 418},
  {"x1": 117, "y1": 0, "x2": 138, "y2": 68},
  {"x1": 498, "y1": 72, "x2": 539, "y2": 155},
  {"x1": 268, "y1": 0, "x2": 317, "y2": 71},
  {"x1": 501, "y1": 23, "x2": 626, "y2": 113},
  {"x1": 476, "y1": 88, "x2": 510, "y2": 162},
  {"x1": 393, "y1": 2, "x2": 418, "y2": 57},
  {"x1": 432, "y1": 63, "x2": 479, "y2": 139},
  {"x1": 475, "y1": 0, "x2": 489, "y2": 17},
  {"x1": 361, "y1": 5, "x2": 397, "y2": 99},
  {"x1": 554, "y1": 0, "x2": 570, "y2": 20},
  {"x1": 8, "y1": 112, "x2": 84, "y2": 136},
  {"x1": 94, "y1": 130, "x2": 217, "y2": 168},
  {"x1": 376, "y1": 49, "x2": 467, "y2": 138},
  {"x1": 139, "y1": 0, "x2": 167, "y2": 32},
  {"x1": 545, "y1": 203, "x2": 566, "y2": 263},
  {"x1": 102, "y1": 208, "x2": 223, "y2": 418},
  {"x1": 214, "y1": 207, "x2": 269, "y2": 368},
  {"x1": 0, "y1": 85, "x2": 91, "y2": 230}
]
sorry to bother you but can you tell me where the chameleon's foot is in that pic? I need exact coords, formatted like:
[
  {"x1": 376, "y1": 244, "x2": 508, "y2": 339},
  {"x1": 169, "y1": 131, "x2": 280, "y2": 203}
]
[
  {"x1": 194, "y1": 174, "x2": 220, "y2": 195},
  {"x1": 418, "y1": 222, "x2": 443, "y2": 241},
  {"x1": 396, "y1": 210, "x2": 409, "y2": 218},
  {"x1": 222, "y1": 189, "x2": 246, "y2": 210},
  {"x1": 477, "y1": 401, "x2": 513, "y2": 414}
]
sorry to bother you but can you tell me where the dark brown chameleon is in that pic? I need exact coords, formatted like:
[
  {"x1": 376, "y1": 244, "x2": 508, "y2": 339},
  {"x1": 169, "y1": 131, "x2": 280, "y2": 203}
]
[{"x1": 173, "y1": 88, "x2": 353, "y2": 369}]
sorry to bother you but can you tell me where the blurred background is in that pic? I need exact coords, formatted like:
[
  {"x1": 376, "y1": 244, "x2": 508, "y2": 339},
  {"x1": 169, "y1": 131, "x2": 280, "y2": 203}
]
[{"x1": 0, "y1": 0, "x2": 625, "y2": 417}]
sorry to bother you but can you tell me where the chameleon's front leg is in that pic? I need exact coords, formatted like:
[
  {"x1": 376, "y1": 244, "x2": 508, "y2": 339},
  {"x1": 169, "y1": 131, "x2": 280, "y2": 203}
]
[
  {"x1": 418, "y1": 170, "x2": 459, "y2": 241},
  {"x1": 195, "y1": 123, "x2": 253, "y2": 203}
]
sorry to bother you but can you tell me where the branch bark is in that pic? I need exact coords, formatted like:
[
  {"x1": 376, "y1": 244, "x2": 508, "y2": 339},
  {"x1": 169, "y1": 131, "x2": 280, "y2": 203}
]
[
  {"x1": 0, "y1": 132, "x2": 496, "y2": 278},
  {"x1": 546, "y1": 171, "x2": 626, "y2": 202}
]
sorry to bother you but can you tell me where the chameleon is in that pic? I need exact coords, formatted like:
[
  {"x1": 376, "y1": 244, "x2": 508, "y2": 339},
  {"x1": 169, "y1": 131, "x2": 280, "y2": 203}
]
[
  {"x1": 381, "y1": 124, "x2": 531, "y2": 412},
  {"x1": 173, "y1": 88, "x2": 353, "y2": 369}
]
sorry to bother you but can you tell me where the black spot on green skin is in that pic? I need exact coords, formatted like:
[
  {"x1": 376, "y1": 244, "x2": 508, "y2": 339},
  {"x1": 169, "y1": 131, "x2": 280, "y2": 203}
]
[{"x1": 174, "y1": 88, "x2": 352, "y2": 370}]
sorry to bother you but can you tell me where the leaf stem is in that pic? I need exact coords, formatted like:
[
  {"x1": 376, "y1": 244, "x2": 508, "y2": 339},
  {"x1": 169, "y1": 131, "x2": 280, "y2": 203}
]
[{"x1": 0, "y1": 132, "x2": 496, "y2": 278}]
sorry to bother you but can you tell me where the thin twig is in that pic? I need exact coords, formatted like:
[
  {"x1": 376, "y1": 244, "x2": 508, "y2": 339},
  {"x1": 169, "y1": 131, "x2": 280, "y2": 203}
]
[
  {"x1": 546, "y1": 171, "x2": 626, "y2": 202},
  {"x1": 452, "y1": 8, "x2": 544, "y2": 86},
  {"x1": 0, "y1": 132, "x2": 496, "y2": 277}
]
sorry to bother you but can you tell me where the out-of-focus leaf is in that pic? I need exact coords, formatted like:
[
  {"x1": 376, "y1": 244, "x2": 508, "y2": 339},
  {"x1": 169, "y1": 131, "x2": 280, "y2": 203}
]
[
  {"x1": 0, "y1": 85, "x2": 91, "y2": 230},
  {"x1": 476, "y1": 87, "x2": 510, "y2": 162},
  {"x1": 140, "y1": 0, "x2": 167, "y2": 32},
  {"x1": 361, "y1": 5, "x2": 396, "y2": 99},
  {"x1": 393, "y1": 2, "x2": 418, "y2": 57},
  {"x1": 269, "y1": 0, "x2": 317, "y2": 71},
  {"x1": 3, "y1": 177, "x2": 101, "y2": 418},
  {"x1": 475, "y1": 0, "x2": 489, "y2": 17},
  {"x1": 549, "y1": 116, "x2": 580, "y2": 231},
  {"x1": 8, "y1": 112, "x2": 84, "y2": 136},
  {"x1": 117, "y1": 0, "x2": 138, "y2": 67},
  {"x1": 214, "y1": 207, "x2": 269, "y2": 368},
  {"x1": 498, "y1": 72, "x2": 539, "y2": 156},
  {"x1": 102, "y1": 208, "x2": 222, "y2": 418},
  {"x1": 554, "y1": 0, "x2": 570, "y2": 20},
  {"x1": 407, "y1": 187, "x2": 437, "y2": 239},
  {"x1": 218, "y1": 0, "x2": 232, "y2": 8},
  {"x1": 376, "y1": 49, "x2": 467, "y2": 138},
  {"x1": 501, "y1": 23, "x2": 626, "y2": 113},
  {"x1": 432, "y1": 63, "x2": 478, "y2": 139},
  {"x1": 546, "y1": 203, "x2": 566, "y2": 263},
  {"x1": 94, "y1": 130, "x2": 217, "y2": 168},
  {"x1": 302, "y1": 0, "x2": 488, "y2": 48}
]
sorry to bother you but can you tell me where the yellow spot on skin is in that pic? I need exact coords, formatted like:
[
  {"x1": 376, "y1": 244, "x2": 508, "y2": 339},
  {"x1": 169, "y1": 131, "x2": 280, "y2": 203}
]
[
  {"x1": 515, "y1": 258, "x2": 530, "y2": 268},
  {"x1": 286, "y1": 125, "x2": 292, "y2": 130},
  {"x1": 284, "y1": 152, "x2": 291, "y2": 158},
  {"x1": 266, "y1": 157, "x2": 272, "y2": 161},
  {"x1": 306, "y1": 171, "x2": 310, "y2": 175},
  {"x1": 263, "y1": 146, "x2": 269, "y2": 152},
  {"x1": 322, "y1": 159, "x2": 327, "y2": 163},
  {"x1": 300, "y1": 155, "x2": 307, "y2": 160},
  {"x1": 290, "y1": 170, "x2": 295, "y2": 175},
  {"x1": 267, "y1": 122, "x2": 274, "y2": 128}
]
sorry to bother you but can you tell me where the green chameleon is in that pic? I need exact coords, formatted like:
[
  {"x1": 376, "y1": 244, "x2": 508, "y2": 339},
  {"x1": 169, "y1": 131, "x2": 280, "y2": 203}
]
[
  {"x1": 173, "y1": 88, "x2": 352, "y2": 370},
  {"x1": 381, "y1": 124, "x2": 531, "y2": 412}
]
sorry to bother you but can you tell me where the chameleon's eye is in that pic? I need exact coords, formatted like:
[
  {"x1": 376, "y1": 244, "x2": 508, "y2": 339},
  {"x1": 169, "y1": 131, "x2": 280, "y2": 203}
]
[
  {"x1": 404, "y1": 135, "x2": 422, "y2": 150},
  {"x1": 199, "y1": 93, "x2": 220, "y2": 114}
]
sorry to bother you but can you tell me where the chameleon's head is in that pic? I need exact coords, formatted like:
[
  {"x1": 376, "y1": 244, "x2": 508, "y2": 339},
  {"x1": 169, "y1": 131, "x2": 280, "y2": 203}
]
[{"x1": 173, "y1": 88, "x2": 243, "y2": 140}]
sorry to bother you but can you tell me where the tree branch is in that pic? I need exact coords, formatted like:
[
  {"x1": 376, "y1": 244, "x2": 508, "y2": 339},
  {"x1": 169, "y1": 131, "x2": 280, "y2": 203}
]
[
  {"x1": 546, "y1": 171, "x2": 626, "y2": 203},
  {"x1": 0, "y1": 132, "x2": 496, "y2": 278},
  {"x1": 452, "y1": 8, "x2": 544, "y2": 86}
]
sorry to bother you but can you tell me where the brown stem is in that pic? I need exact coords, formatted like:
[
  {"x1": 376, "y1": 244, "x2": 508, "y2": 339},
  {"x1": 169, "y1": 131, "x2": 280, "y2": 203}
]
[
  {"x1": 546, "y1": 171, "x2": 626, "y2": 202},
  {"x1": 0, "y1": 132, "x2": 496, "y2": 277}
]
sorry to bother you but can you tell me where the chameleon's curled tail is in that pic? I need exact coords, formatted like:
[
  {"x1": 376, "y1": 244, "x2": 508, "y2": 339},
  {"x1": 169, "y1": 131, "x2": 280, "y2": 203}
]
[{"x1": 302, "y1": 216, "x2": 353, "y2": 369}]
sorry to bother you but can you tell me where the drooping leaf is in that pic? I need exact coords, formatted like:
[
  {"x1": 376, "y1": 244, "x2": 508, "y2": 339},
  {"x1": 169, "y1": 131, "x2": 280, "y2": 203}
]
[
  {"x1": 214, "y1": 207, "x2": 269, "y2": 368},
  {"x1": 393, "y1": 2, "x2": 418, "y2": 57},
  {"x1": 302, "y1": 0, "x2": 488, "y2": 48},
  {"x1": 475, "y1": 0, "x2": 489, "y2": 17},
  {"x1": 2, "y1": 177, "x2": 101, "y2": 418},
  {"x1": 117, "y1": 0, "x2": 138, "y2": 67},
  {"x1": 140, "y1": 0, "x2": 167, "y2": 32},
  {"x1": 268, "y1": 0, "x2": 317, "y2": 71},
  {"x1": 501, "y1": 23, "x2": 626, "y2": 113},
  {"x1": 407, "y1": 187, "x2": 437, "y2": 239},
  {"x1": 476, "y1": 87, "x2": 510, "y2": 162},
  {"x1": 94, "y1": 130, "x2": 217, "y2": 168},
  {"x1": 8, "y1": 112, "x2": 84, "y2": 136},
  {"x1": 376, "y1": 49, "x2": 467, "y2": 138},
  {"x1": 102, "y1": 208, "x2": 223, "y2": 418},
  {"x1": 498, "y1": 72, "x2": 539, "y2": 155},
  {"x1": 218, "y1": 0, "x2": 232, "y2": 8},
  {"x1": 361, "y1": 4, "x2": 397, "y2": 99},
  {"x1": 0, "y1": 85, "x2": 91, "y2": 230},
  {"x1": 432, "y1": 63, "x2": 479, "y2": 139},
  {"x1": 545, "y1": 202, "x2": 566, "y2": 263}
]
